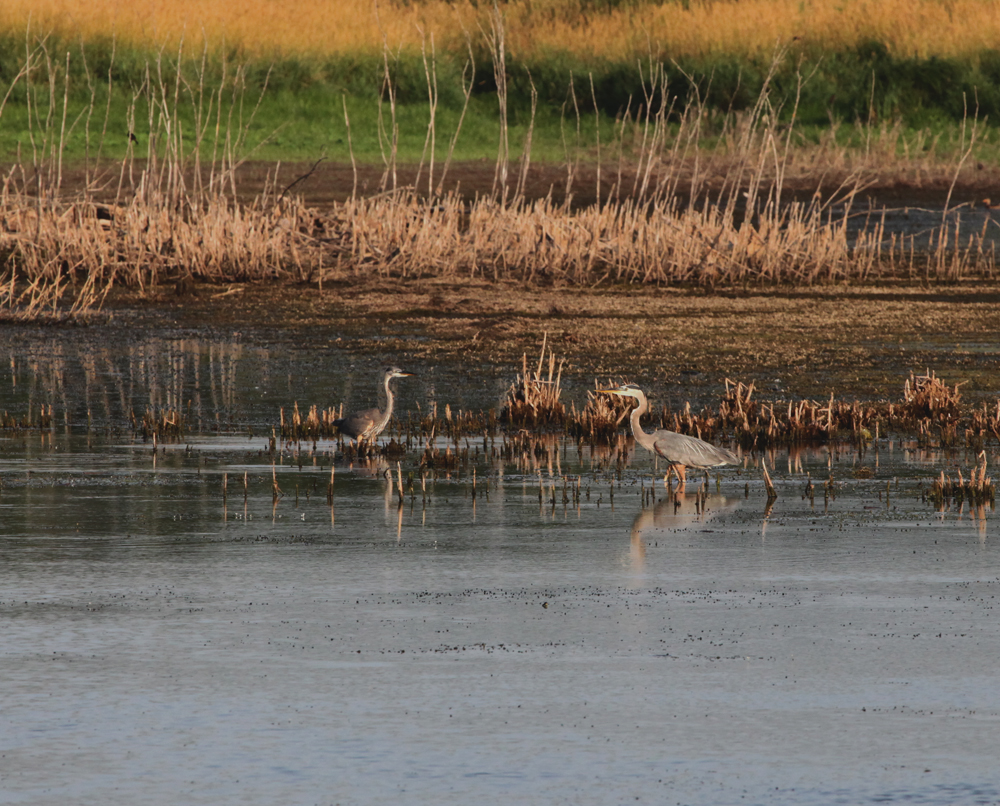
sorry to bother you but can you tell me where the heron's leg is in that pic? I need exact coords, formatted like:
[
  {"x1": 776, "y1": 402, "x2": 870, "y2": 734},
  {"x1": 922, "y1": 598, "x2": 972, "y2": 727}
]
[
  {"x1": 662, "y1": 466, "x2": 674, "y2": 489},
  {"x1": 673, "y1": 465, "x2": 687, "y2": 493}
]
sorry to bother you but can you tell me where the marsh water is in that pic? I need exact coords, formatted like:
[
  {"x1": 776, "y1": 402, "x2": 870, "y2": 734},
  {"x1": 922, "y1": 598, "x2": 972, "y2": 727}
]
[{"x1": 2, "y1": 333, "x2": 1000, "y2": 806}]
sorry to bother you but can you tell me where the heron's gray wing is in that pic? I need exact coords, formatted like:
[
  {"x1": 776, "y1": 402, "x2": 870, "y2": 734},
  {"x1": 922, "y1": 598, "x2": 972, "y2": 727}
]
[
  {"x1": 652, "y1": 430, "x2": 738, "y2": 468},
  {"x1": 334, "y1": 407, "x2": 381, "y2": 439}
]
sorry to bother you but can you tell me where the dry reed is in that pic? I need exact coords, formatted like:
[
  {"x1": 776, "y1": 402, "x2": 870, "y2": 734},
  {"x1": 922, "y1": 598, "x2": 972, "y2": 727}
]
[
  {"x1": 930, "y1": 451, "x2": 995, "y2": 507},
  {"x1": 500, "y1": 334, "x2": 565, "y2": 428},
  {"x1": 267, "y1": 368, "x2": 1000, "y2": 456},
  {"x1": 280, "y1": 402, "x2": 341, "y2": 441},
  {"x1": 568, "y1": 379, "x2": 632, "y2": 442},
  {"x1": 900, "y1": 369, "x2": 963, "y2": 419},
  {"x1": 130, "y1": 406, "x2": 184, "y2": 439}
]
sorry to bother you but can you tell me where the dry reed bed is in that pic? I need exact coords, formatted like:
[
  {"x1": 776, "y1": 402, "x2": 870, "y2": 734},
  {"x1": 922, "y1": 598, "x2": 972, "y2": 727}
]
[
  {"x1": 309, "y1": 186, "x2": 997, "y2": 287},
  {"x1": 500, "y1": 336, "x2": 565, "y2": 427},
  {"x1": 929, "y1": 451, "x2": 996, "y2": 507},
  {"x1": 629, "y1": 372, "x2": 999, "y2": 451},
  {"x1": 1, "y1": 198, "x2": 301, "y2": 317},
  {"x1": 5, "y1": 185, "x2": 997, "y2": 321},
  {"x1": 4, "y1": 353, "x2": 997, "y2": 456},
  {"x1": 271, "y1": 367, "x2": 1000, "y2": 456}
]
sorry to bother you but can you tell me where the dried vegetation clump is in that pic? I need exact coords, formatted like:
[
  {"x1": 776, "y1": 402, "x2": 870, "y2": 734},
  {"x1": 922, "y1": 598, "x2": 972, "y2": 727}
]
[
  {"x1": 645, "y1": 379, "x2": 880, "y2": 449},
  {"x1": 567, "y1": 380, "x2": 632, "y2": 442},
  {"x1": 882, "y1": 369, "x2": 969, "y2": 446},
  {"x1": 900, "y1": 369, "x2": 963, "y2": 419},
  {"x1": 0, "y1": 404, "x2": 54, "y2": 431},
  {"x1": 280, "y1": 402, "x2": 341, "y2": 441},
  {"x1": 131, "y1": 406, "x2": 184, "y2": 439},
  {"x1": 929, "y1": 452, "x2": 995, "y2": 507},
  {"x1": 500, "y1": 337, "x2": 566, "y2": 428}
]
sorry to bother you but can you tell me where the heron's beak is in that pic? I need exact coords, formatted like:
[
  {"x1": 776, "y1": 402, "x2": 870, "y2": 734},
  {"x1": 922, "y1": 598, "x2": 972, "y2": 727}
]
[
  {"x1": 399, "y1": 372, "x2": 415, "y2": 377},
  {"x1": 597, "y1": 388, "x2": 624, "y2": 396}
]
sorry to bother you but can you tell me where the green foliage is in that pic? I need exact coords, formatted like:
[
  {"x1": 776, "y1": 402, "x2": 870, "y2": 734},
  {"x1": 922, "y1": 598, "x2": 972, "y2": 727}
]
[
  {"x1": 783, "y1": 42, "x2": 997, "y2": 125},
  {"x1": 2, "y1": 31, "x2": 1000, "y2": 163}
]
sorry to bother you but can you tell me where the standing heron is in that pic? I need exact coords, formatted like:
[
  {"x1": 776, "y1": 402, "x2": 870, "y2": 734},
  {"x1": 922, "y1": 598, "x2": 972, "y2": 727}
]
[
  {"x1": 333, "y1": 366, "x2": 414, "y2": 445},
  {"x1": 599, "y1": 383, "x2": 739, "y2": 486}
]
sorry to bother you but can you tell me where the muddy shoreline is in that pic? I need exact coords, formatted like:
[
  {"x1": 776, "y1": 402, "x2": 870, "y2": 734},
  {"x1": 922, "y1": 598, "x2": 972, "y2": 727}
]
[
  {"x1": 85, "y1": 278, "x2": 1000, "y2": 410},
  {"x1": 55, "y1": 159, "x2": 1000, "y2": 210}
]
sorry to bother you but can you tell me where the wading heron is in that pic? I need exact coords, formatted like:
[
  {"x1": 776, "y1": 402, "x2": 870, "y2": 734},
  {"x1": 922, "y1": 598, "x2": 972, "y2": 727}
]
[
  {"x1": 599, "y1": 383, "x2": 739, "y2": 487},
  {"x1": 333, "y1": 366, "x2": 414, "y2": 445}
]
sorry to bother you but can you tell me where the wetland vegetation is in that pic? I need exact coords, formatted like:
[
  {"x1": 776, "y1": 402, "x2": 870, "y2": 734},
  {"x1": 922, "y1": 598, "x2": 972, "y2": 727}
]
[
  {"x1": 1, "y1": 0, "x2": 999, "y2": 469},
  {"x1": 2, "y1": 2, "x2": 1000, "y2": 318},
  {"x1": 4, "y1": 8, "x2": 1000, "y2": 801}
]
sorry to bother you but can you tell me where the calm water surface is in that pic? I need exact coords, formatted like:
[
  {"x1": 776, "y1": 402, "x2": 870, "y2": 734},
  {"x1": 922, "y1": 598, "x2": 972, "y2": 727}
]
[{"x1": 1, "y1": 337, "x2": 999, "y2": 805}]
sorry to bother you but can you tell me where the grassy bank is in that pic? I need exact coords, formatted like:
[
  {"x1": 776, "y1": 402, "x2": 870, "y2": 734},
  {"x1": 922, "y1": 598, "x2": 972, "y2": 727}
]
[
  {"x1": 4, "y1": 1, "x2": 1000, "y2": 163},
  {"x1": 2, "y1": 36, "x2": 1000, "y2": 166}
]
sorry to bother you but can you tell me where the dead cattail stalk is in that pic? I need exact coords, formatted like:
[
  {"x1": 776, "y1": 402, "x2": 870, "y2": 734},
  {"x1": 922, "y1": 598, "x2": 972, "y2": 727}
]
[{"x1": 761, "y1": 458, "x2": 778, "y2": 500}]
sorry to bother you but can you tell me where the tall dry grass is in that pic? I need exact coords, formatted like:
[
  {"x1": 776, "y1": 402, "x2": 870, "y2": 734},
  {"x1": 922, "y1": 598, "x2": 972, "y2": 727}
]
[
  {"x1": 0, "y1": 36, "x2": 300, "y2": 318},
  {"x1": 4, "y1": 0, "x2": 1000, "y2": 61},
  {"x1": 307, "y1": 60, "x2": 996, "y2": 289},
  {"x1": 1, "y1": 24, "x2": 998, "y2": 320},
  {"x1": 501, "y1": 335, "x2": 566, "y2": 427}
]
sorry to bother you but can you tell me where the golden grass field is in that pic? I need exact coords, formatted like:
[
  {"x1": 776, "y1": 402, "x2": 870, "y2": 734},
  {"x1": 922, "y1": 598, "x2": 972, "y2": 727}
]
[{"x1": 4, "y1": 0, "x2": 1000, "y2": 62}]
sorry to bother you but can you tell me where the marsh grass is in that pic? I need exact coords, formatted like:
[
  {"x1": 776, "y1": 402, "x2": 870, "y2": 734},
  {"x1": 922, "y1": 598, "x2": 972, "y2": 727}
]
[
  {"x1": 501, "y1": 334, "x2": 566, "y2": 427},
  {"x1": 2, "y1": 20, "x2": 1000, "y2": 321},
  {"x1": 568, "y1": 380, "x2": 632, "y2": 442},
  {"x1": 930, "y1": 451, "x2": 995, "y2": 507}
]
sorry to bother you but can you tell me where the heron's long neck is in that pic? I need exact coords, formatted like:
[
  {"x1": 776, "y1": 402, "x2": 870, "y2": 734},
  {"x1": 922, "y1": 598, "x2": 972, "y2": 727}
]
[
  {"x1": 629, "y1": 396, "x2": 656, "y2": 451},
  {"x1": 378, "y1": 376, "x2": 396, "y2": 432}
]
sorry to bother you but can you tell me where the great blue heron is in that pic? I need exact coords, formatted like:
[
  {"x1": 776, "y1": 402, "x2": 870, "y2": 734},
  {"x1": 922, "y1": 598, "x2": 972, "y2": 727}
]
[
  {"x1": 333, "y1": 366, "x2": 414, "y2": 445},
  {"x1": 599, "y1": 383, "x2": 739, "y2": 486}
]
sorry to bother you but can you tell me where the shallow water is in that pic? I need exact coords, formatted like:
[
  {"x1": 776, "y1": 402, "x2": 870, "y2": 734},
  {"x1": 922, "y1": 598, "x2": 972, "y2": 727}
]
[
  {"x1": 844, "y1": 200, "x2": 1000, "y2": 253},
  {"x1": 2, "y1": 411, "x2": 1000, "y2": 805}
]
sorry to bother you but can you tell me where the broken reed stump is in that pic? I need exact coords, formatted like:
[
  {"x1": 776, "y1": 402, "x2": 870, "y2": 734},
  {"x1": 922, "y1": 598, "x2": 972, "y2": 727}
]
[
  {"x1": 130, "y1": 406, "x2": 184, "y2": 439},
  {"x1": 761, "y1": 458, "x2": 778, "y2": 501}
]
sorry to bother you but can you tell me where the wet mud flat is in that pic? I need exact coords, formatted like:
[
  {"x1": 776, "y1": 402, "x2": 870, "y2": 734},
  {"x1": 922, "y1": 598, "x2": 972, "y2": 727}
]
[
  {"x1": 89, "y1": 279, "x2": 1000, "y2": 409},
  {"x1": 1, "y1": 434, "x2": 999, "y2": 805}
]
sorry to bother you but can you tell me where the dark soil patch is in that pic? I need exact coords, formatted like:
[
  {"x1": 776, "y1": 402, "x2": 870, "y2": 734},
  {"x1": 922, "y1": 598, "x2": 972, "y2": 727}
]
[
  {"x1": 57, "y1": 159, "x2": 1000, "y2": 210},
  {"x1": 98, "y1": 278, "x2": 1000, "y2": 409}
]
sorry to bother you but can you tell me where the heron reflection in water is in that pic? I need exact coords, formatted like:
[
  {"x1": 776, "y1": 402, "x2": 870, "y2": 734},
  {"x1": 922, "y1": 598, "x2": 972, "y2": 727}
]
[
  {"x1": 599, "y1": 383, "x2": 739, "y2": 488},
  {"x1": 334, "y1": 366, "x2": 414, "y2": 446},
  {"x1": 628, "y1": 493, "x2": 744, "y2": 569}
]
